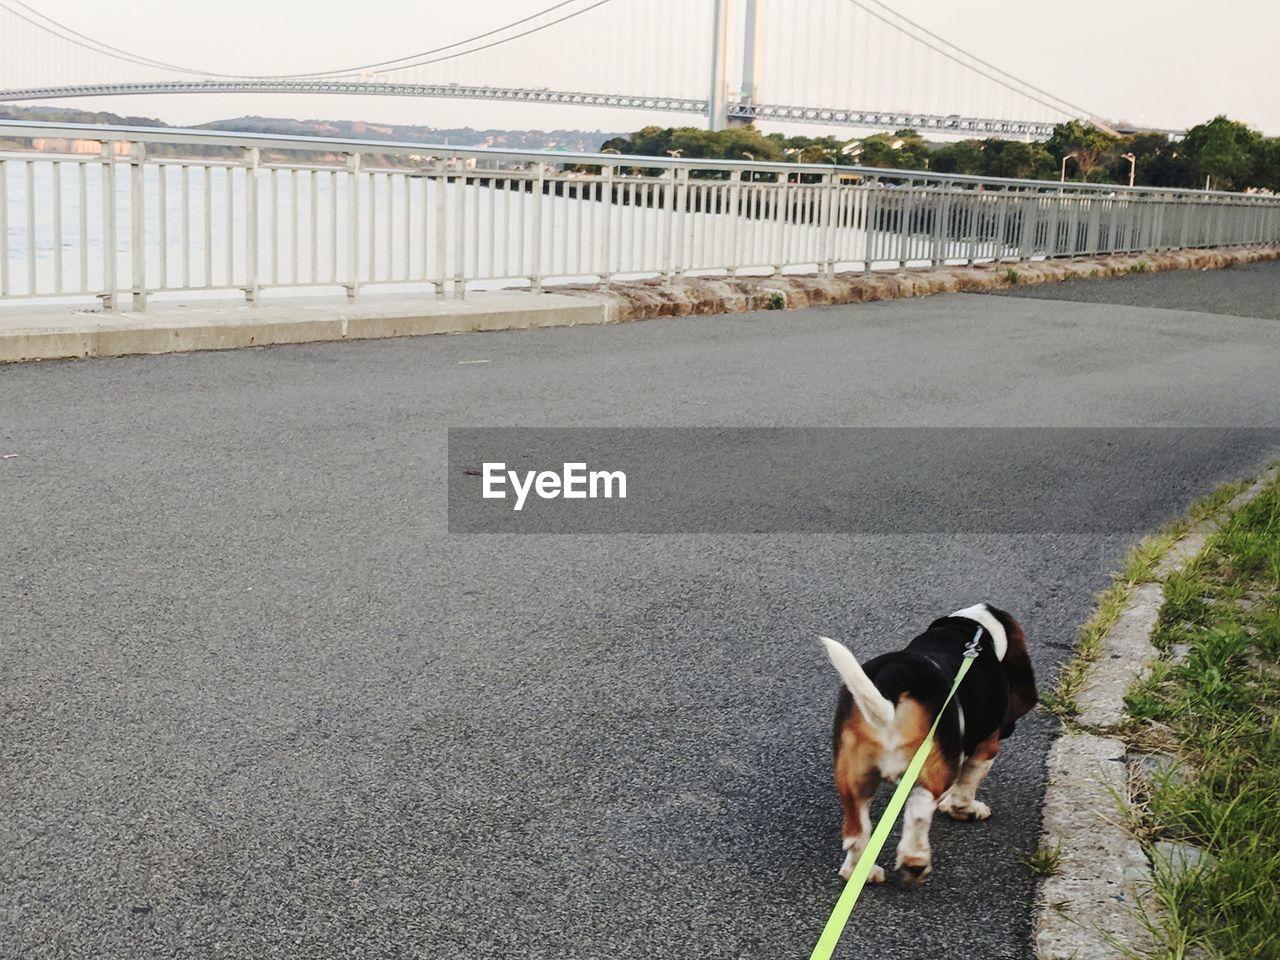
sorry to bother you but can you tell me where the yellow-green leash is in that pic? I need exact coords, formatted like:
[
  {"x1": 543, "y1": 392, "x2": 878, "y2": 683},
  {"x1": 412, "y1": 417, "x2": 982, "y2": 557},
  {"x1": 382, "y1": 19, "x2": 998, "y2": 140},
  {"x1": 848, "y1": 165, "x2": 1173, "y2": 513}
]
[{"x1": 809, "y1": 626, "x2": 984, "y2": 960}]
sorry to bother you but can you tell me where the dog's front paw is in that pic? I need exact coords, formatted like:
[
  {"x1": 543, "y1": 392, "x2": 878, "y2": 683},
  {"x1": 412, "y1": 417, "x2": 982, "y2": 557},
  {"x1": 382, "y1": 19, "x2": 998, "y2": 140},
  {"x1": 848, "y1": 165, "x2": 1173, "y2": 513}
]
[
  {"x1": 839, "y1": 853, "x2": 886, "y2": 884},
  {"x1": 938, "y1": 794, "x2": 992, "y2": 821},
  {"x1": 895, "y1": 857, "x2": 932, "y2": 887}
]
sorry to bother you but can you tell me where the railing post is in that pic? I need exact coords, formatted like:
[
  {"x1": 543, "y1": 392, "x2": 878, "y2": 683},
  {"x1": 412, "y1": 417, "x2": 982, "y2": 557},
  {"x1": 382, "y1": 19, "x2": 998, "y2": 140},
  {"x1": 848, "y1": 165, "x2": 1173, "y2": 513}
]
[
  {"x1": 661, "y1": 168, "x2": 676, "y2": 282},
  {"x1": 728, "y1": 173, "x2": 742, "y2": 277},
  {"x1": 963, "y1": 189, "x2": 974, "y2": 261},
  {"x1": 530, "y1": 161, "x2": 544, "y2": 294},
  {"x1": 899, "y1": 183, "x2": 915, "y2": 268},
  {"x1": 1046, "y1": 191, "x2": 1062, "y2": 258},
  {"x1": 993, "y1": 191, "x2": 1008, "y2": 263},
  {"x1": 864, "y1": 183, "x2": 878, "y2": 275},
  {"x1": 244, "y1": 147, "x2": 260, "y2": 304},
  {"x1": 674, "y1": 167, "x2": 689, "y2": 281},
  {"x1": 454, "y1": 159, "x2": 467, "y2": 300},
  {"x1": 99, "y1": 141, "x2": 117, "y2": 311},
  {"x1": 600, "y1": 164, "x2": 614, "y2": 285},
  {"x1": 820, "y1": 171, "x2": 836, "y2": 276},
  {"x1": 128, "y1": 142, "x2": 147, "y2": 311},
  {"x1": 0, "y1": 158, "x2": 8, "y2": 298},
  {"x1": 1085, "y1": 199, "x2": 1100, "y2": 257},
  {"x1": 1019, "y1": 193, "x2": 1037, "y2": 261},
  {"x1": 928, "y1": 186, "x2": 944, "y2": 268},
  {"x1": 774, "y1": 173, "x2": 789, "y2": 274},
  {"x1": 434, "y1": 158, "x2": 448, "y2": 298},
  {"x1": 345, "y1": 152, "x2": 360, "y2": 301}
]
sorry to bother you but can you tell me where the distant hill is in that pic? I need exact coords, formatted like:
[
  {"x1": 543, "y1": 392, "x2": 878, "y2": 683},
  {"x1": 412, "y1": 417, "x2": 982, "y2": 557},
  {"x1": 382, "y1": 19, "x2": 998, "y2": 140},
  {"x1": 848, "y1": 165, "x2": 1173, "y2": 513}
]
[
  {"x1": 200, "y1": 116, "x2": 624, "y2": 153},
  {"x1": 0, "y1": 103, "x2": 624, "y2": 153},
  {"x1": 0, "y1": 102, "x2": 169, "y2": 129}
]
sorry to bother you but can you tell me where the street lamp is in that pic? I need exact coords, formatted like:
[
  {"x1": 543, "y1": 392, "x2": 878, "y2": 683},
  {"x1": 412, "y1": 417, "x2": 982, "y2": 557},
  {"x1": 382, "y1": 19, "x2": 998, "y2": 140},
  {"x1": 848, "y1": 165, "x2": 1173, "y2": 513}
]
[
  {"x1": 1060, "y1": 151, "x2": 1079, "y2": 183},
  {"x1": 1121, "y1": 152, "x2": 1137, "y2": 188}
]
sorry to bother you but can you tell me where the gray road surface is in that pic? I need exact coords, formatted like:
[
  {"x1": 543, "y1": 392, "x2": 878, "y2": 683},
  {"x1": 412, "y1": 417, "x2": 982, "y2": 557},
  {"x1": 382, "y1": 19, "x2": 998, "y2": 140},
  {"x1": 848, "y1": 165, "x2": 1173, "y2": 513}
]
[
  {"x1": 988, "y1": 256, "x2": 1280, "y2": 320},
  {"x1": 4, "y1": 263, "x2": 1280, "y2": 959}
]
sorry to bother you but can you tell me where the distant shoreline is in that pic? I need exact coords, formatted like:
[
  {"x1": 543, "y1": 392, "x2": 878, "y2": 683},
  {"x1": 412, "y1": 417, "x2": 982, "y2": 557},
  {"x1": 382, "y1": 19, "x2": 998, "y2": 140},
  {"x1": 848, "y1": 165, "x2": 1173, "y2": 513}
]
[{"x1": 0, "y1": 102, "x2": 624, "y2": 154}]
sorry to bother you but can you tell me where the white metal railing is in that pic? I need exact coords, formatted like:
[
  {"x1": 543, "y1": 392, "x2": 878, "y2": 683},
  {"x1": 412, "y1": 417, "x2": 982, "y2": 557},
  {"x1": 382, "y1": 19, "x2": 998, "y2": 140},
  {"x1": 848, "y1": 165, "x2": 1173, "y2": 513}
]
[{"x1": 2, "y1": 120, "x2": 1279, "y2": 310}]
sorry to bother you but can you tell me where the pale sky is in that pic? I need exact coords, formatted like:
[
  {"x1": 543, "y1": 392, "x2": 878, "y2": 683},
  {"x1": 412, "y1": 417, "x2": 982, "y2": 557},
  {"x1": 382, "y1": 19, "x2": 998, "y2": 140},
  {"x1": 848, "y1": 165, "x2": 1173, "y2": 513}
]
[{"x1": 5, "y1": 0, "x2": 1278, "y2": 136}]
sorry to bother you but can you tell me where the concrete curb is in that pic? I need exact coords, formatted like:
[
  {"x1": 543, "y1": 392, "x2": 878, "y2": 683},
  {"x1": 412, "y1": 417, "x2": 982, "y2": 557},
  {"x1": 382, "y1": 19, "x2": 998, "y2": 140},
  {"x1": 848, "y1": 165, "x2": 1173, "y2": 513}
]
[
  {"x1": 0, "y1": 292, "x2": 607, "y2": 363},
  {"x1": 3, "y1": 244, "x2": 1278, "y2": 364},
  {"x1": 559, "y1": 245, "x2": 1280, "y2": 322},
  {"x1": 1034, "y1": 464, "x2": 1280, "y2": 959}
]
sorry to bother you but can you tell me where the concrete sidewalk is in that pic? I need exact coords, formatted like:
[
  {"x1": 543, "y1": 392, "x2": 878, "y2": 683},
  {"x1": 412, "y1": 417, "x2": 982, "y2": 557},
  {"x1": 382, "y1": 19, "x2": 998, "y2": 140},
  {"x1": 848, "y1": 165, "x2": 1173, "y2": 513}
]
[{"x1": 0, "y1": 291, "x2": 609, "y2": 363}]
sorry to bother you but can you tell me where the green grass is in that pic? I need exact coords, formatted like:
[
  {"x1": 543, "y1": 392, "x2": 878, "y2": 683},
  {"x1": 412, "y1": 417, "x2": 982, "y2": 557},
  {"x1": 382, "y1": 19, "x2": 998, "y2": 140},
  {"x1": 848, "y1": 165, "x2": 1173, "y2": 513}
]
[
  {"x1": 1123, "y1": 474, "x2": 1280, "y2": 960},
  {"x1": 1019, "y1": 838, "x2": 1065, "y2": 877},
  {"x1": 1044, "y1": 477, "x2": 1253, "y2": 719},
  {"x1": 1004, "y1": 267, "x2": 1021, "y2": 285},
  {"x1": 1129, "y1": 259, "x2": 1152, "y2": 275}
]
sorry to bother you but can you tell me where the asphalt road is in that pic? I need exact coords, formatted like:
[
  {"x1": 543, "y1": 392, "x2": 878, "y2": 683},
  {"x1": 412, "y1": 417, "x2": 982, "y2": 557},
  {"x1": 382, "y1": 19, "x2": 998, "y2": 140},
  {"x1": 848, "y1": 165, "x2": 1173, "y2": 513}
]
[
  {"x1": 4, "y1": 262, "x2": 1280, "y2": 959},
  {"x1": 987, "y1": 256, "x2": 1280, "y2": 320}
]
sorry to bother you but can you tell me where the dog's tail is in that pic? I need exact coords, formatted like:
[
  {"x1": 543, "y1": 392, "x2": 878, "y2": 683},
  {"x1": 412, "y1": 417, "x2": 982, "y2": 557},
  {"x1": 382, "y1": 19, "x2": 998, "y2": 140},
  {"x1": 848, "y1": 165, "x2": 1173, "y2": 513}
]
[{"x1": 819, "y1": 636, "x2": 895, "y2": 731}]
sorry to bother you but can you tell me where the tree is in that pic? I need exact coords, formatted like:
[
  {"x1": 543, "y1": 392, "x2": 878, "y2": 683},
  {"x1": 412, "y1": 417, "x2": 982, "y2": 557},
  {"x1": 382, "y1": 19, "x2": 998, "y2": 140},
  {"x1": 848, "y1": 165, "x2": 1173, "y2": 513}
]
[
  {"x1": 600, "y1": 125, "x2": 785, "y2": 165},
  {"x1": 931, "y1": 140, "x2": 986, "y2": 175},
  {"x1": 1110, "y1": 131, "x2": 1192, "y2": 189},
  {"x1": 848, "y1": 129, "x2": 930, "y2": 171},
  {"x1": 771, "y1": 134, "x2": 846, "y2": 165},
  {"x1": 1047, "y1": 121, "x2": 1120, "y2": 182},
  {"x1": 1255, "y1": 136, "x2": 1280, "y2": 193},
  {"x1": 598, "y1": 119, "x2": 1278, "y2": 195},
  {"x1": 1178, "y1": 116, "x2": 1262, "y2": 191},
  {"x1": 982, "y1": 139, "x2": 1056, "y2": 180}
]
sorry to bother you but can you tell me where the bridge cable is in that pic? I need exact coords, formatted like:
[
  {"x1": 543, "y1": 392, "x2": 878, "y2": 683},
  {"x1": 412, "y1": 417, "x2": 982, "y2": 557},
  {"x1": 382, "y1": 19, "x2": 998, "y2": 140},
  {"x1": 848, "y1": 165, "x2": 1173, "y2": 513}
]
[
  {"x1": 854, "y1": 0, "x2": 1099, "y2": 120},
  {"x1": 289, "y1": 0, "x2": 610, "y2": 79},
  {"x1": 841, "y1": 0, "x2": 1099, "y2": 122},
  {"x1": 0, "y1": 0, "x2": 616, "y2": 82},
  {"x1": 300, "y1": 0, "x2": 617, "y2": 78},
  {"x1": 0, "y1": 0, "x2": 221, "y2": 75}
]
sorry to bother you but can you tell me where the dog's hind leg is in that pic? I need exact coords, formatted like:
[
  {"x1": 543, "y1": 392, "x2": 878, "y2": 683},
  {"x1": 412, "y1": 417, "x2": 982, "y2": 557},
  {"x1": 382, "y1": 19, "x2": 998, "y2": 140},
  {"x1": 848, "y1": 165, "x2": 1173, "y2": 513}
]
[
  {"x1": 837, "y1": 773, "x2": 884, "y2": 883},
  {"x1": 894, "y1": 785, "x2": 939, "y2": 885},
  {"x1": 894, "y1": 740, "x2": 957, "y2": 886},
  {"x1": 938, "y1": 730, "x2": 1001, "y2": 821}
]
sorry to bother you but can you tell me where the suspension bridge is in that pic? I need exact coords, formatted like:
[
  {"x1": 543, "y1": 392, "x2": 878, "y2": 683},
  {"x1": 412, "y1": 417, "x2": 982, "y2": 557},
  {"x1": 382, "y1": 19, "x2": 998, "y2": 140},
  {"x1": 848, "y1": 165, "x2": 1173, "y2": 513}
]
[{"x1": 0, "y1": 0, "x2": 1115, "y2": 139}]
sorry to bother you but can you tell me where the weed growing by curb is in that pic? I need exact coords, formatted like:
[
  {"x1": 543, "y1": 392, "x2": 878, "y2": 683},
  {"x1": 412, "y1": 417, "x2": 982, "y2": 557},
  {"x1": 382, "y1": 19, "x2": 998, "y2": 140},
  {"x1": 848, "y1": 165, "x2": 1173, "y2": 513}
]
[
  {"x1": 1043, "y1": 478, "x2": 1253, "y2": 720},
  {"x1": 1020, "y1": 838, "x2": 1065, "y2": 877},
  {"x1": 1123, "y1": 473, "x2": 1280, "y2": 959},
  {"x1": 1004, "y1": 268, "x2": 1021, "y2": 285}
]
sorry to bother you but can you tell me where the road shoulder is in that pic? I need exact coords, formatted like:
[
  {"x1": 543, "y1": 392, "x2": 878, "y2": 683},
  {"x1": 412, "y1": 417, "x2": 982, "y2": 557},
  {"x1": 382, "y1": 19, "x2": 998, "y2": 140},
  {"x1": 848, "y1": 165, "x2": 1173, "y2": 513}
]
[{"x1": 1035, "y1": 465, "x2": 1280, "y2": 959}]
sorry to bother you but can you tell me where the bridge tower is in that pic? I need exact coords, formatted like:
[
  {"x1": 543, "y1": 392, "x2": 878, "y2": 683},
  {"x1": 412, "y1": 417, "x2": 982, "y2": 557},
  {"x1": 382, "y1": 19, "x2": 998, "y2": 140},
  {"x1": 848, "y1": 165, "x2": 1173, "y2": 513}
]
[
  {"x1": 732, "y1": 0, "x2": 764, "y2": 128},
  {"x1": 709, "y1": 0, "x2": 765, "y2": 131},
  {"x1": 708, "y1": 0, "x2": 732, "y2": 131}
]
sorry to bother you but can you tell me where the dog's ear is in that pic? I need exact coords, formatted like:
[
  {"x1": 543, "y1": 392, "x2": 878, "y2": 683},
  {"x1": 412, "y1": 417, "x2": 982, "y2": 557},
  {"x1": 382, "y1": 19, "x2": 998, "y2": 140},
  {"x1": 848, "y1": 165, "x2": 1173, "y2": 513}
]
[{"x1": 989, "y1": 607, "x2": 1037, "y2": 737}]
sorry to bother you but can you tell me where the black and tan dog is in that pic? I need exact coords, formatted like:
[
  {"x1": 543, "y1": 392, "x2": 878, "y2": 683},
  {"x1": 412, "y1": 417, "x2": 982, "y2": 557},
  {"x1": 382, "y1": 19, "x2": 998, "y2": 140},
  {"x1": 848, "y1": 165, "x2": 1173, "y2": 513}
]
[{"x1": 819, "y1": 603, "x2": 1037, "y2": 885}]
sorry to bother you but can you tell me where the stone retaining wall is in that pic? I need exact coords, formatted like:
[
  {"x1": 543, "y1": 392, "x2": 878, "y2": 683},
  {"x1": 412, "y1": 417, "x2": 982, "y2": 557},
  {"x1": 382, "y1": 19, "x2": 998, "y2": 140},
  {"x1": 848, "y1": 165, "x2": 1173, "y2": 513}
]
[{"x1": 557, "y1": 246, "x2": 1280, "y2": 322}]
